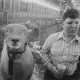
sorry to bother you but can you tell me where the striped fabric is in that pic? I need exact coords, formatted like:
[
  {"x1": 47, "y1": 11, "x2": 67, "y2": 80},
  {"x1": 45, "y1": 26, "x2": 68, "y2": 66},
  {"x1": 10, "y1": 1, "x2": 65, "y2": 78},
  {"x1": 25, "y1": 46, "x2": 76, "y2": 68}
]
[{"x1": 42, "y1": 31, "x2": 80, "y2": 75}]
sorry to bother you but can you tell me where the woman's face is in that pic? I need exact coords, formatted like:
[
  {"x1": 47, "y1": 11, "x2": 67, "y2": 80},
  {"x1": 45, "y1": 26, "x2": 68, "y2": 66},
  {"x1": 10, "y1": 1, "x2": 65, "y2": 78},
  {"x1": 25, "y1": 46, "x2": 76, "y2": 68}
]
[{"x1": 63, "y1": 18, "x2": 80, "y2": 36}]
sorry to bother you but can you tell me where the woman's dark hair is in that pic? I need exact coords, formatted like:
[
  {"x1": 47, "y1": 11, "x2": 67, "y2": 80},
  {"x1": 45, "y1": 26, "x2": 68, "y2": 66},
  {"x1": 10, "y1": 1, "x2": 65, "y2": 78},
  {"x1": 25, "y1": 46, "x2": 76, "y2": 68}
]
[{"x1": 63, "y1": 8, "x2": 79, "y2": 20}]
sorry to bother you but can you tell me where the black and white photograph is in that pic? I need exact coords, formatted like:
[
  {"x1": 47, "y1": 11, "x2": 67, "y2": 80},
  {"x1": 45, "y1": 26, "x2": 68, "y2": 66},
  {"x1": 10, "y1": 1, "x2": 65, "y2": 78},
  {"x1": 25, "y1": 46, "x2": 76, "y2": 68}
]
[{"x1": 0, "y1": 0, "x2": 80, "y2": 80}]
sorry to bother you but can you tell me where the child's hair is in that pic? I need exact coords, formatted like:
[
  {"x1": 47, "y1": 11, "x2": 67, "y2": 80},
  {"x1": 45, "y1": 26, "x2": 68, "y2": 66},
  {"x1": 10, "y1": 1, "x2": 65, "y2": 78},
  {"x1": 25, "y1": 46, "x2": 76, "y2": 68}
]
[{"x1": 63, "y1": 8, "x2": 79, "y2": 20}]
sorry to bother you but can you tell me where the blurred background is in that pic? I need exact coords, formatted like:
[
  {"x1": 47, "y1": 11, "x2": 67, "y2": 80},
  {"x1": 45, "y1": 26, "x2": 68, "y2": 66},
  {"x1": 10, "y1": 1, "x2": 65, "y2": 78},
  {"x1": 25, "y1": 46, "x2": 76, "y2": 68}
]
[
  {"x1": 0, "y1": 0, "x2": 79, "y2": 48},
  {"x1": 0, "y1": 0, "x2": 79, "y2": 79}
]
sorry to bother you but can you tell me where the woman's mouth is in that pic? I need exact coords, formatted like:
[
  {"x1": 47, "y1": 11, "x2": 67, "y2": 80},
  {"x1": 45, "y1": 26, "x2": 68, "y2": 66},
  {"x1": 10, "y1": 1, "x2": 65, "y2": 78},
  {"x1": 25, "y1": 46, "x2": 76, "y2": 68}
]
[{"x1": 67, "y1": 28, "x2": 77, "y2": 33}]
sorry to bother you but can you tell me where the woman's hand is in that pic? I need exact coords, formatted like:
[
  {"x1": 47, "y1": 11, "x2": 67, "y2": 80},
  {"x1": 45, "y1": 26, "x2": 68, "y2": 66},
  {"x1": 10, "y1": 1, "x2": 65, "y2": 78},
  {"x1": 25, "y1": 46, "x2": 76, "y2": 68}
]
[
  {"x1": 53, "y1": 64, "x2": 66, "y2": 78},
  {"x1": 46, "y1": 62, "x2": 65, "y2": 79},
  {"x1": 57, "y1": 64, "x2": 66, "y2": 72}
]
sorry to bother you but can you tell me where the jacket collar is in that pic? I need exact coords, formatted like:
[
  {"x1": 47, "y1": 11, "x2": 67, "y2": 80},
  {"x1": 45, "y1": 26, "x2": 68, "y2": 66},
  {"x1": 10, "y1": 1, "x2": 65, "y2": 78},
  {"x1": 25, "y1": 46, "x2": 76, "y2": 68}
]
[{"x1": 58, "y1": 31, "x2": 80, "y2": 43}]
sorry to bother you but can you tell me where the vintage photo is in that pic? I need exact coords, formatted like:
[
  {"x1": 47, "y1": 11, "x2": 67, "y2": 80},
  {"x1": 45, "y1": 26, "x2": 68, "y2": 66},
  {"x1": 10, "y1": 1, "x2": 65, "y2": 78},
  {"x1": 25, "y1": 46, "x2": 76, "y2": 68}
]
[{"x1": 0, "y1": 0, "x2": 80, "y2": 80}]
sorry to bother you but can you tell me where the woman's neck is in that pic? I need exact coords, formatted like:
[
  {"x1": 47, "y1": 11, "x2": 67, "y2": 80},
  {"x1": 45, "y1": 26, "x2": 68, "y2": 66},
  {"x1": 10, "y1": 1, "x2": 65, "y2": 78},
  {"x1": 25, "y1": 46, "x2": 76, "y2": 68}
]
[{"x1": 63, "y1": 32, "x2": 76, "y2": 42}]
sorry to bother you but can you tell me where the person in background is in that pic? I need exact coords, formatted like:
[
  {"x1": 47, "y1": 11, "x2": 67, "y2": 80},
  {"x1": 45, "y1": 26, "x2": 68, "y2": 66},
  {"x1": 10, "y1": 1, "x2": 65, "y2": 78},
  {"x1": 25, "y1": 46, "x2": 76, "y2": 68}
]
[{"x1": 41, "y1": 8, "x2": 80, "y2": 80}]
